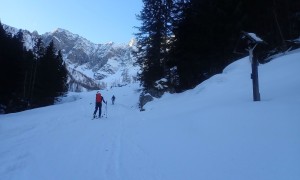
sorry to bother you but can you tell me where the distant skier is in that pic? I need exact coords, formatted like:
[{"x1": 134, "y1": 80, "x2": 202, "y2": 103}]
[
  {"x1": 111, "y1": 95, "x2": 116, "y2": 105},
  {"x1": 93, "y1": 91, "x2": 107, "y2": 118}
]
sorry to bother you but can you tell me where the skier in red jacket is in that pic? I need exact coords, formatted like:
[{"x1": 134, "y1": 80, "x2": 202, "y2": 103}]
[{"x1": 93, "y1": 91, "x2": 107, "y2": 118}]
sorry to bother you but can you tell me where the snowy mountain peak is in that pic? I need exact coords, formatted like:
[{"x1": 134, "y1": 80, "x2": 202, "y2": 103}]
[
  {"x1": 51, "y1": 28, "x2": 79, "y2": 38},
  {"x1": 52, "y1": 28, "x2": 66, "y2": 33},
  {"x1": 45, "y1": 29, "x2": 139, "y2": 91},
  {"x1": 4, "y1": 23, "x2": 139, "y2": 92}
]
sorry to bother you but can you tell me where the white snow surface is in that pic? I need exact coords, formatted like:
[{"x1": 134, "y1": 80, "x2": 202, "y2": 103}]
[{"x1": 1, "y1": 51, "x2": 300, "y2": 180}]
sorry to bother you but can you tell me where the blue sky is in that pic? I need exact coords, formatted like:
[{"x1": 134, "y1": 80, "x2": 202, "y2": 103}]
[{"x1": 0, "y1": 0, "x2": 143, "y2": 44}]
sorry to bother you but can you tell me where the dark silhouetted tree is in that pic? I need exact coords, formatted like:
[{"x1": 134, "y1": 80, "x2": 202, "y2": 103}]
[
  {"x1": 35, "y1": 41, "x2": 68, "y2": 106},
  {"x1": 135, "y1": 0, "x2": 175, "y2": 92}
]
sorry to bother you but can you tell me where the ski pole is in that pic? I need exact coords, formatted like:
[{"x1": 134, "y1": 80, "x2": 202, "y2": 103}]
[{"x1": 106, "y1": 103, "x2": 108, "y2": 118}]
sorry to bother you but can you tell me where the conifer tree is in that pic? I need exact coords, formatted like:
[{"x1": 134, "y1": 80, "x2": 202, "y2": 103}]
[
  {"x1": 0, "y1": 24, "x2": 68, "y2": 112},
  {"x1": 55, "y1": 50, "x2": 68, "y2": 98},
  {"x1": 35, "y1": 41, "x2": 68, "y2": 106},
  {"x1": 170, "y1": 0, "x2": 300, "y2": 92},
  {"x1": 135, "y1": 0, "x2": 174, "y2": 92},
  {"x1": 27, "y1": 38, "x2": 45, "y2": 106},
  {"x1": 0, "y1": 23, "x2": 36, "y2": 112}
]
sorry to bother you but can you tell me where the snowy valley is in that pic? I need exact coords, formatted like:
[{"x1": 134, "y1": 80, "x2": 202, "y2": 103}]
[{"x1": 1, "y1": 48, "x2": 299, "y2": 180}]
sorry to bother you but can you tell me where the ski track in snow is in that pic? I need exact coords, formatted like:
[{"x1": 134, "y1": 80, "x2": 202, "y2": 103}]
[{"x1": 0, "y1": 84, "x2": 148, "y2": 180}]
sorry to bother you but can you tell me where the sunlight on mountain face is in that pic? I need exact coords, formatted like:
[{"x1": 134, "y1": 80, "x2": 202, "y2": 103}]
[{"x1": 4, "y1": 24, "x2": 139, "y2": 92}]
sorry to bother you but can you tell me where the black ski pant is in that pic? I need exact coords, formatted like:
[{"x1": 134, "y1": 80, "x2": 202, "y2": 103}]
[{"x1": 93, "y1": 102, "x2": 102, "y2": 117}]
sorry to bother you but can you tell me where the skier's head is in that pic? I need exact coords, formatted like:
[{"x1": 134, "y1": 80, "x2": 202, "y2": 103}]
[{"x1": 97, "y1": 91, "x2": 101, "y2": 95}]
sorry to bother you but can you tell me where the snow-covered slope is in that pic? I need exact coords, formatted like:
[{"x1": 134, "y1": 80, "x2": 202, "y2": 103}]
[
  {"x1": 1, "y1": 51, "x2": 299, "y2": 180},
  {"x1": 3, "y1": 24, "x2": 138, "y2": 91}
]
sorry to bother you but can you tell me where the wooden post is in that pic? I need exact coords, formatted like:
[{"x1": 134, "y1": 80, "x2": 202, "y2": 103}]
[
  {"x1": 250, "y1": 50, "x2": 260, "y2": 101},
  {"x1": 252, "y1": 59, "x2": 260, "y2": 101},
  {"x1": 243, "y1": 32, "x2": 264, "y2": 102}
]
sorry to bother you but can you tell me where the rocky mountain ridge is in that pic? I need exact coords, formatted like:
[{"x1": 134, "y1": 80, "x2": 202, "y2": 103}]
[{"x1": 4, "y1": 24, "x2": 139, "y2": 92}]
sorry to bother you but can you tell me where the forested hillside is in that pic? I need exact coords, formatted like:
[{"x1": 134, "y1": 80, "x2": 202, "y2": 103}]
[
  {"x1": 135, "y1": 0, "x2": 300, "y2": 108},
  {"x1": 0, "y1": 22, "x2": 68, "y2": 113}
]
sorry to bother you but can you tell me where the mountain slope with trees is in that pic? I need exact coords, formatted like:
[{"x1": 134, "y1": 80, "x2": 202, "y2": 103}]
[{"x1": 0, "y1": 22, "x2": 68, "y2": 113}]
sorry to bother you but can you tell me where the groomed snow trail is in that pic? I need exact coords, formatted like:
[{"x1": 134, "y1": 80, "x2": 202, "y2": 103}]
[{"x1": 0, "y1": 84, "x2": 162, "y2": 180}]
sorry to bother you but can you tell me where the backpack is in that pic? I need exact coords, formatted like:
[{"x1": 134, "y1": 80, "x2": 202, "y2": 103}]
[{"x1": 96, "y1": 93, "x2": 102, "y2": 103}]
